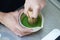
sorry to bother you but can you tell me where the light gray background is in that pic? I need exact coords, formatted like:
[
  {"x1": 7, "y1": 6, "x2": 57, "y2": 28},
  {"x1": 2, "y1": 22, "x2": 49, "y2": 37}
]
[{"x1": 0, "y1": 0, "x2": 60, "y2": 40}]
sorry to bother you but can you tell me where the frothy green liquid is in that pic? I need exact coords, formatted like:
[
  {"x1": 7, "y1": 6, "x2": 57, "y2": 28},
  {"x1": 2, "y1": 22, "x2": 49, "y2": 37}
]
[{"x1": 20, "y1": 13, "x2": 42, "y2": 28}]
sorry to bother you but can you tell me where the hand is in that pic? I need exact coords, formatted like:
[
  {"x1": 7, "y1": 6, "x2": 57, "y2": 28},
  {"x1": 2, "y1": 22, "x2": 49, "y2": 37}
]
[
  {"x1": 0, "y1": 9, "x2": 32, "y2": 36},
  {"x1": 24, "y1": 0, "x2": 46, "y2": 18}
]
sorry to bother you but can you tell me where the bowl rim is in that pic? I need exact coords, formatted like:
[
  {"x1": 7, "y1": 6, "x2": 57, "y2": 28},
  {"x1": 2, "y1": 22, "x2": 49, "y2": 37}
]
[{"x1": 19, "y1": 12, "x2": 44, "y2": 32}]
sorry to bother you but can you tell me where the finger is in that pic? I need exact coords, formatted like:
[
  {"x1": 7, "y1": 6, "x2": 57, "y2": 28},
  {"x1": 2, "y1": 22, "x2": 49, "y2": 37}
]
[
  {"x1": 21, "y1": 32, "x2": 32, "y2": 36},
  {"x1": 23, "y1": 28, "x2": 33, "y2": 33},
  {"x1": 11, "y1": 27, "x2": 24, "y2": 36},
  {"x1": 31, "y1": 6, "x2": 40, "y2": 18},
  {"x1": 15, "y1": 26, "x2": 32, "y2": 36},
  {"x1": 24, "y1": 8, "x2": 29, "y2": 17},
  {"x1": 21, "y1": 29, "x2": 32, "y2": 36},
  {"x1": 18, "y1": 9, "x2": 24, "y2": 14},
  {"x1": 24, "y1": 4, "x2": 30, "y2": 17},
  {"x1": 18, "y1": 27, "x2": 33, "y2": 36},
  {"x1": 7, "y1": 24, "x2": 32, "y2": 36},
  {"x1": 11, "y1": 28, "x2": 21, "y2": 36}
]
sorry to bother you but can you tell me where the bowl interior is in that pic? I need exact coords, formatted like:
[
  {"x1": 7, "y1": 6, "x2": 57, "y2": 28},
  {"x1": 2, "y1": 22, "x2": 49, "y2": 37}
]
[{"x1": 20, "y1": 13, "x2": 42, "y2": 28}]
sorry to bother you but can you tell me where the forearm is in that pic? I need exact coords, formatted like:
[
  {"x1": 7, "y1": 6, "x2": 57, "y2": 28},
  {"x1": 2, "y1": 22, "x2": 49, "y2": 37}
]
[{"x1": 0, "y1": 12, "x2": 5, "y2": 22}]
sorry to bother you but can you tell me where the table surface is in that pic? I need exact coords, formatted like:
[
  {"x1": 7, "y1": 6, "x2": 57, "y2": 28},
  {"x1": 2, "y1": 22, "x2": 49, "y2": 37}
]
[{"x1": 0, "y1": 0, "x2": 60, "y2": 40}]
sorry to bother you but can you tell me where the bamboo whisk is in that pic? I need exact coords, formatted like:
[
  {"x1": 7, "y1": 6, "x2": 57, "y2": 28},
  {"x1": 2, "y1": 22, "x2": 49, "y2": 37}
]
[{"x1": 28, "y1": 9, "x2": 37, "y2": 24}]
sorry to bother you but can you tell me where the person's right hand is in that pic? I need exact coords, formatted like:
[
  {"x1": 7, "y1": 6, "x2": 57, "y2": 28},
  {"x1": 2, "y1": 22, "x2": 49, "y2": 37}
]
[
  {"x1": 24, "y1": 0, "x2": 46, "y2": 18},
  {"x1": 0, "y1": 9, "x2": 33, "y2": 36}
]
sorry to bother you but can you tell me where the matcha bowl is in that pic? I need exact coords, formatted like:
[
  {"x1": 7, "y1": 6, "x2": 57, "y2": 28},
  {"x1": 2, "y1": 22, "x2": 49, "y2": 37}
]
[{"x1": 19, "y1": 12, "x2": 44, "y2": 32}]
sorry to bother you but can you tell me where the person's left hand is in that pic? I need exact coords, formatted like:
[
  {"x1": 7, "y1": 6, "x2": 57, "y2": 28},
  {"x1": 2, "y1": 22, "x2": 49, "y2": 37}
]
[
  {"x1": 0, "y1": 9, "x2": 33, "y2": 36},
  {"x1": 24, "y1": 0, "x2": 45, "y2": 18}
]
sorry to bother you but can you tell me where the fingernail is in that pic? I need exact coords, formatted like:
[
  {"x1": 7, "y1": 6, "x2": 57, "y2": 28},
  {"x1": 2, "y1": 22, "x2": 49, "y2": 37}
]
[{"x1": 17, "y1": 35, "x2": 23, "y2": 38}]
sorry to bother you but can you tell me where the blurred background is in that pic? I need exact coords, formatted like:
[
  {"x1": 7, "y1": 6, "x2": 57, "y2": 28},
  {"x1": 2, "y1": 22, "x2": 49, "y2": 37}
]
[{"x1": 0, "y1": 0, "x2": 60, "y2": 40}]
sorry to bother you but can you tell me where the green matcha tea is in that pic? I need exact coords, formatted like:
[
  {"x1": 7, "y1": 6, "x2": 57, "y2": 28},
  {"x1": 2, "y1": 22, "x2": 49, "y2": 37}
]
[{"x1": 20, "y1": 13, "x2": 42, "y2": 28}]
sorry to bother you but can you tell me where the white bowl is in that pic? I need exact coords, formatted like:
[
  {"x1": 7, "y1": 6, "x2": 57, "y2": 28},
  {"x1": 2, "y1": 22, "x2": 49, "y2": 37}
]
[{"x1": 19, "y1": 12, "x2": 44, "y2": 32}]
